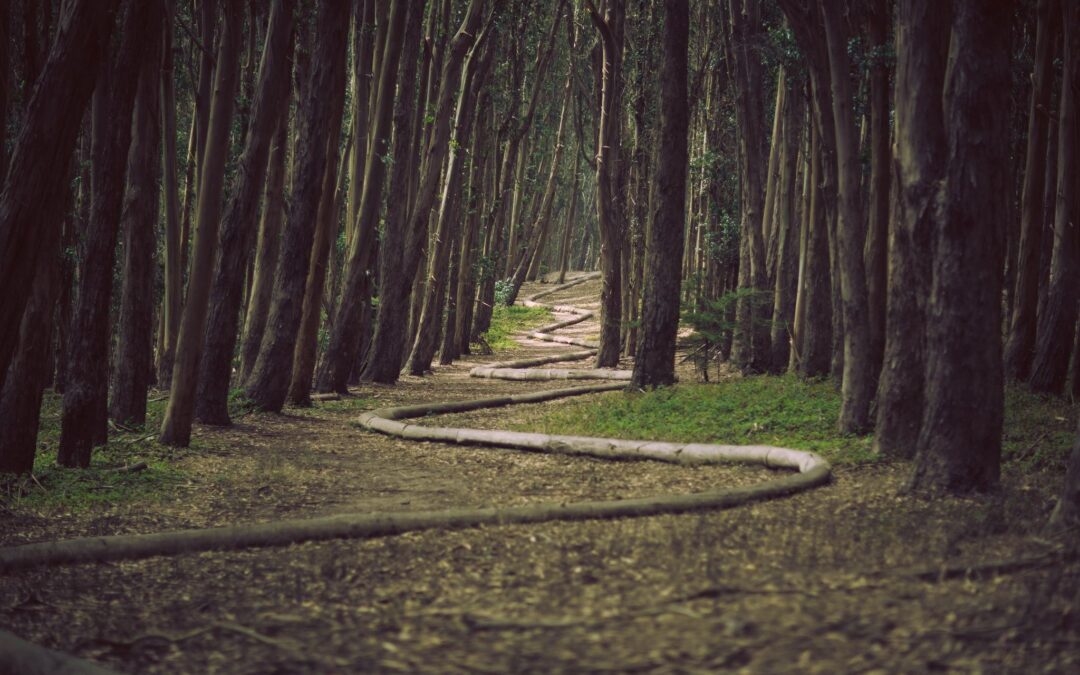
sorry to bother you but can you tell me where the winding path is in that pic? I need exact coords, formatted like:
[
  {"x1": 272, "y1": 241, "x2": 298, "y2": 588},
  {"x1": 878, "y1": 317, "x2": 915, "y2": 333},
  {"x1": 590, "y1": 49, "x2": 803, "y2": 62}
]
[{"x1": 0, "y1": 274, "x2": 830, "y2": 573}]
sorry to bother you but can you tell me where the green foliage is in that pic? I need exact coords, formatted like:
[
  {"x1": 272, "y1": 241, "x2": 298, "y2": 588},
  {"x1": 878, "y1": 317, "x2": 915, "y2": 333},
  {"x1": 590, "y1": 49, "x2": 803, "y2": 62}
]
[
  {"x1": 515, "y1": 378, "x2": 1078, "y2": 471},
  {"x1": 477, "y1": 305, "x2": 552, "y2": 352},
  {"x1": 515, "y1": 376, "x2": 876, "y2": 465},
  {"x1": 494, "y1": 279, "x2": 514, "y2": 306}
]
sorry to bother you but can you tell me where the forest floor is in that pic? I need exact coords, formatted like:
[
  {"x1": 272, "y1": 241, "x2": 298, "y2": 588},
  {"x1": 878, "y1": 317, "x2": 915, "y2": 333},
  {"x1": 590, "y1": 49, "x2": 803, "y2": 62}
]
[{"x1": 1, "y1": 276, "x2": 1079, "y2": 674}]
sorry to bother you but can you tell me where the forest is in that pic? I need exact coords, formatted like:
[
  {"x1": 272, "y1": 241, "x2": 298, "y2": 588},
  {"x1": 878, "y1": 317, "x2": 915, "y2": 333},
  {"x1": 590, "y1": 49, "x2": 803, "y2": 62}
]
[{"x1": 0, "y1": 0, "x2": 1079, "y2": 672}]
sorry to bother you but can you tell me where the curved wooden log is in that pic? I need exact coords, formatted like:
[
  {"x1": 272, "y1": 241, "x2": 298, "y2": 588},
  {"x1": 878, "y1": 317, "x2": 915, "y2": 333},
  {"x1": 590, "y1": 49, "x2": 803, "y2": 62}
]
[{"x1": 0, "y1": 274, "x2": 830, "y2": 573}]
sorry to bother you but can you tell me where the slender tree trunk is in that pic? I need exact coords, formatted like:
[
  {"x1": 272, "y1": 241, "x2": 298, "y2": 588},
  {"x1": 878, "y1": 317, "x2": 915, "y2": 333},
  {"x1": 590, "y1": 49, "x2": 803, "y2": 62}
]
[
  {"x1": 819, "y1": 0, "x2": 874, "y2": 433},
  {"x1": 0, "y1": 0, "x2": 121, "y2": 396},
  {"x1": 453, "y1": 104, "x2": 493, "y2": 357},
  {"x1": 630, "y1": 0, "x2": 688, "y2": 389},
  {"x1": 0, "y1": 162, "x2": 69, "y2": 473},
  {"x1": 588, "y1": 0, "x2": 624, "y2": 368},
  {"x1": 908, "y1": 0, "x2": 1011, "y2": 494},
  {"x1": 864, "y1": 0, "x2": 890, "y2": 380},
  {"x1": 195, "y1": 0, "x2": 296, "y2": 424},
  {"x1": 1027, "y1": 2, "x2": 1079, "y2": 396},
  {"x1": 345, "y1": 0, "x2": 375, "y2": 250},
  {"x1": 874, "y1": 0, "x2": 948, "y2": 459},
  {"x1": 288, "y1": 51, "x2": 349, "y2": 405},
  {"x1": 316, "y1": 0, "x2": 411, "y2": 393},
  {"x1": 59, "y1": 1, "x2": 154, "y2": 467},
  {"x1": 769, "y1": 84, "x2": 804, "y2": 373},
  {"x1": 798, "y1": 120, "x2": 832, "y2": 378},
  {"x1": 407, "y1": 4, "x2": 491, "y2": 375},
  {"x1": 159, "y1": 0, "x2": 243, "y2": 446},
  {"x1": 245, "y1": 0, "x2": 349, "y2": 412},
  {"x1": 1005, "y1": 0, "x2": 1059, "y2": 382},
  {"x1": 111, "y1": 5, "x2": 165, "y2": 426},
  {"x1": 158, "y1": 0, "x2": 183, "y2": 388},
  {"x1": 239, "y1": 116, "x2": 289, "y2": 384},
  {"x1": 0, "y1": 2, "x2": 10, "y2": 183}
]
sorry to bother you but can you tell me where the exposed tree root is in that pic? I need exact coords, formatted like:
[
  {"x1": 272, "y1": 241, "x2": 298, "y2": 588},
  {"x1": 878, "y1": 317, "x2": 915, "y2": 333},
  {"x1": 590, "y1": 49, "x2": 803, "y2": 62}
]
[{"x1": 0, "y1": 274, "x2": 831, "y2": 573}]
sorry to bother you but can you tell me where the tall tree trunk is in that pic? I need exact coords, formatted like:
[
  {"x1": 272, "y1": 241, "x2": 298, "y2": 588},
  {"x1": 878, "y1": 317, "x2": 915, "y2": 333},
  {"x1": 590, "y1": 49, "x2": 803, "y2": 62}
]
[
  {"x1": 345, "y1": 0, "x2": 375, "y2": 250},
  {"x1": 195, "y1": 0, "x2": 296, "y2": 424},
  {"x1": 798, "y1": 119, "x2": 832, "y2": 378},
  {"x1": 159, "y1": 0, "x2": 243, "y2": 446},
  {"x1": 239, "y1": 116, "x2": 289, "y2": 384},
  {"x1": 111, "y1": 3, "x2": 165, "y2": 426},
  {"x1": 587, "y1": 0, "x2": 624, "y2": 368},
  {"x1": 0, "y1": 0, "x2": 121, "y2": 396},
  {"x1": 1027, "y1": 1, "x2": 1079, "y2": 396},
  {"x1": 908, "y1": 0, "x2": 1011, "y2": 493},
  {"x1": 556, "y1": 148, "x2": 582, "y2": 285},
  {"x1": 874, "y1": 0, "x2": 948, "y2": 459},
  {"x1": 0, "y1": 2, "x2": 10, "y2": 183},
  {"x1": 819, "y1": 0, "x2": 874, "y2": 433},
  {"x1": 769, "y1": 83, "x2": 804, "y2": 373},
  {"x1": 288, "y1": 48, "x2": 349, "y2": 405},
  {"x1": 1004, "y1": 0, "x2": 1059, "y2": 382},
  {"x1": 316, "y1": 0, "x2": 411, "y2": 393},
  {"x1": 158, "y1": 0, "x2": 183, "y2": 388},
  {"x1": 630, "y1": 0, "x2": 688, "y2": 389},
  {"x1": 864, "y1": 0, "x2": 891, "y2": 380},
  {"x1": 59, "y1": 0, "x2": 153, "y2": 467},
  {"x1": 244, "y1": 0, "x2": 349, "y2": 411},
  {"x1": 0, "y1": 164, "x2": 69, "y2": 473},
  {"x1": 407, "y1": 3, "x2": 491, "y2": 376},
  {"x1": 452, "y1": 102, "x2": 493, "y2": 357}
]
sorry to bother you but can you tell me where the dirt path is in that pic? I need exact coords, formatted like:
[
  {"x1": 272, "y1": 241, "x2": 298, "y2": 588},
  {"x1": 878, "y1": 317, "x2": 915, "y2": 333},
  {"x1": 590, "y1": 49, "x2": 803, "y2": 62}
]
[{"x1": 1, "y1": 276, "x2": 1076, "y2": 673}]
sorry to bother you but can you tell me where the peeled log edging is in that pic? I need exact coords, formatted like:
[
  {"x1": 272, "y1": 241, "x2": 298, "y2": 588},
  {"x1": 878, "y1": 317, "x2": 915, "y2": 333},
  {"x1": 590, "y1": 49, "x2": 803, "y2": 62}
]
[{"x1": 0, "y1": 273, "x2": 830, "y2": 575}]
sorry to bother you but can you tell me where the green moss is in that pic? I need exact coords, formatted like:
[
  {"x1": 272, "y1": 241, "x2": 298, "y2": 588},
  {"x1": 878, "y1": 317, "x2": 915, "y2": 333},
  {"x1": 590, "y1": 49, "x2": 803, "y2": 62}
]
[
  {"x1": 513, "y1": 376, "x2": 1078, "y2": 468},
  {"x1": 477, "y1": 305, "x2": 553, "y2": 351}
]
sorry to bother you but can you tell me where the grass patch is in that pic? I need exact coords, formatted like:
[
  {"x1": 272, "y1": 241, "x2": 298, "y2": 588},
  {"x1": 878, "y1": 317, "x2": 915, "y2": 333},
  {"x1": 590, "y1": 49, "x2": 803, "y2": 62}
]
[
  {"x1": 476, "y1": 305, "x2": 552, "y2": 351},
  {"x1": 512, "y1": 375, "x2": 1078, "y2": 468},
  {"x1": 1, "y1": 391, "x2": 212, "y2": 513}
]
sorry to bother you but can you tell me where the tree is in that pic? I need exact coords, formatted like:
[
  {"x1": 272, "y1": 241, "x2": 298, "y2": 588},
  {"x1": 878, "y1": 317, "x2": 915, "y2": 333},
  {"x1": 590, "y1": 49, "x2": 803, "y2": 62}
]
[
  {"x1": 872, "y1": 0, "x2": 948, "y2": 460},
  {"x1": 110, "y1": 0, "x2": 166, "y2": 426},
  {"x1": 819, "y1": 0, "x2": 875, "y2": 433},
  {"x1": 1027, "y1": 0, "x2": 1079, "y2": 397},
  {"x1": 1004, "y1": 0, "x2": 1059, "y2": 382},
  {"x1": 159, "y1": 0, "x2": 243, "y2": 446},
  {"x1": 0, "y1": 0, "x2": 121, "y2": 396},
  {"x1": 630, "y1": 0, "x2": 689, "y2": 390},
  {"x1": 59, "y1": 0, "x2": 156, "y2": 467},
  {"x1": 244, "y1": 0, "x2": 349, "y2": 412},
  {"x1": 908, "y1": 0, "x2": 1011, "y2": 494},
  {"x1": 587, "y1": 0, "x2": 626, "y2": 369},
  {"x1": 195, "y1": 0, "x2": 296, "y2": 424}
]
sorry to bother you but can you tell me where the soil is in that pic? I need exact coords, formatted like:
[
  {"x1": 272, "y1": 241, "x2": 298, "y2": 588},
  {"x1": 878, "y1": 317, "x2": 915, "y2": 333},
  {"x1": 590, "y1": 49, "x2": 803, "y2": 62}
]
[{"x1": 1, "y1": 276, "x2": 1077, "y2": 674}]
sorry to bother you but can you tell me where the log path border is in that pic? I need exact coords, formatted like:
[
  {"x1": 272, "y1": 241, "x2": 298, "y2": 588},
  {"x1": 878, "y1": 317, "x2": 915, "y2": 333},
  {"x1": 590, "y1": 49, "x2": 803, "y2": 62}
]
[{"x1": 0, "y1": 274, "x2": 830, "y2": 575}]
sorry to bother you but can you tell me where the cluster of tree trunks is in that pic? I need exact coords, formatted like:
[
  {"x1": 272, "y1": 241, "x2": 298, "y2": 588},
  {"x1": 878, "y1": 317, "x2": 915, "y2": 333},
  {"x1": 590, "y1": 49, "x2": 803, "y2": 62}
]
[{"x1": 0, "y1": 0, "x2": 1078, "y2": 519}]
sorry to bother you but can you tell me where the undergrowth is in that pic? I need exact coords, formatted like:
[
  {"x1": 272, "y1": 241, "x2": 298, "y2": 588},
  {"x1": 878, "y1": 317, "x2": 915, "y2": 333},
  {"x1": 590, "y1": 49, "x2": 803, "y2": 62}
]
[
  {"x1": 477, "y1": 305, "x2": 552, "y2": 351},
  {"x1": 515, "y1": 375, "x2": 1077, "y2": 469}
]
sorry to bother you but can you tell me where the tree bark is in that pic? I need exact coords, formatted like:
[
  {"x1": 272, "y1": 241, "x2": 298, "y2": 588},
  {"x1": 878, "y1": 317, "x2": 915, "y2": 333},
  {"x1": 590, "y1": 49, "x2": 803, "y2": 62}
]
[
  {"x1": 769, "y1": 82, "x2": 804, "y2": 373},
  {"x1": 159, "y1": 0, "x2": 243, "y2": 446},
  {"x1": 819, "y1": 0, "x2": 875, "y2": 433},
  {"x1": 316, "y1": 0, "x2": 412, "y2": 392},
  {"x1": 587, "y1": 0, "x2": 625, "y2": 368},
  {"x1": 407, "y1": 4, "x2": 491, "y2": 375},
  {"x1": 908, "y1": 0, "x2": 1010, "y2": 494},
  {"x1": 110, "y1": 3, "x2": 165, "y2": 426},
  {"x1": 288, "y1": 48, "x2": 349, "y2": 405},
  {"x1": 59, "y1": 0, "x2": 154, "y2": 467},
  {"x1": 630, "y1": 0, "x2": 688, "y2": 390},
  {"x1": 1005, "y1": 0, "x2": 1059, "y2": 382},
  {"x1": 872, "y1": 0, "x2": 949, "y2": 459},
  {"x1": 244, "y1": 0, "x2": 349, "y2": 412},
  {"x1": 195, "y1": 0, "x2": 295, "y2": 424},
  {"x1": 0, "y1": 0, "x2": 121, "y2": 396},
  {"x1": 864, "y1": 0, "x2": 891, "y2": 381},
  {"x1": 1027, "y1": 1, "x2": 1079, "y2": 396},
  {"x1": 158, "y1": 0, "x2": 183, "y2": 388}
]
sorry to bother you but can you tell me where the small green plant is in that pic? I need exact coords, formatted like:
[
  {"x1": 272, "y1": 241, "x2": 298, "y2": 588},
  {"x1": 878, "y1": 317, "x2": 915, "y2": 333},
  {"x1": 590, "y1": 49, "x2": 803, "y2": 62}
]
[{"x1": 494, "y1": 278, "x2": 514, "y2": 306}]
